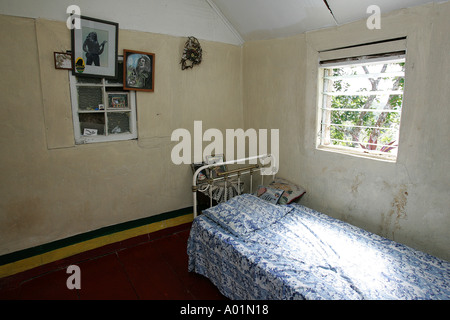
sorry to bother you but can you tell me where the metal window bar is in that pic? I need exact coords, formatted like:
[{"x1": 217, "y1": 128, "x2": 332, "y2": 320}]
[
  {"x1": 322, "y1": 90, "x2": 403, "y2": 96},
  {"x1": 329, "y1": 138, "x2": 397, "y2": 149},
  {"x1": 318, "y1": 54, "x2": 405, "y2": 158},
  {"x1": 192, "y1": 154, "x2": 276, "y2": 218},
  {"x1": 323, "y1": 72, "x2": 404, "y2": 80},
  {"x1": 322, "y1": 123, "x2": 397, "y2": 130},
  {"x1": 321, "y1": 108, "x2": 401, "y2": 113}
]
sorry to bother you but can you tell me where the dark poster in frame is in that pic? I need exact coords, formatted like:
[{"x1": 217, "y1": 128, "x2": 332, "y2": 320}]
[
  {"x1": 123, "y1": 49, "x2": 155, "y2": 92},
  {"x1": 71, "y1": 16, "x2": 118, "y2": 79}
]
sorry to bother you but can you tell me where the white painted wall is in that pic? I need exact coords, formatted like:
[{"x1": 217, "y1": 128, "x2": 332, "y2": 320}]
[
  {"x1": 1, "y1": 0, "x2": 448, "y2": 262},
  {"x1": 0, "y1": 14, "x2": 243, "y2": 257},
  {"x1": 0, "y1": 0, "x2": 243, "y2": 45},
  {"x1": 244, "y1": 2, "x2": 450, "y2": 261}
]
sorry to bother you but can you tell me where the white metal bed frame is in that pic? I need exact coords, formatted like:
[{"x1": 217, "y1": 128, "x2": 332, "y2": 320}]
[{"x1": 192, "y1": 154, "x2": 276, "y2": 217}]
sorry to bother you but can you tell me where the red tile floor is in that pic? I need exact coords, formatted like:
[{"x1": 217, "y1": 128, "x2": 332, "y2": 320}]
[{"x1": 0, "y1": 222, "x2": 227, "y2": 300}]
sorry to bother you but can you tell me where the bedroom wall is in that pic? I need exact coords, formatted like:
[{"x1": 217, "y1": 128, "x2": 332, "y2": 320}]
[
  {"x1": 0, "y1": 14, "x2": 243, "y2": 256},
  {"x1": 244, "y1": 2, "x2": 450, "y2": 261}
]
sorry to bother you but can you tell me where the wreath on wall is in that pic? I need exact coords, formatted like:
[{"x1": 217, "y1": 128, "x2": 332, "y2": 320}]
[{"x1": 180, "y1": 36, "x2": 203, "y2": 70}]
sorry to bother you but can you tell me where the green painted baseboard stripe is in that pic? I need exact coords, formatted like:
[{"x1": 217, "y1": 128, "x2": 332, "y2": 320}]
[{"x1": 0, "y1": 206, "x2": 193, "y2": 267}]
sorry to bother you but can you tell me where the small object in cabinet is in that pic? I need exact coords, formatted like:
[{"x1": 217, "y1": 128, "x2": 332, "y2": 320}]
[
  {"x1": 108, "y1": 92, "x2": 129, "y2": 109},
  {"x1": 83, "y1": 128, "x2": 98, "y2": 136}
]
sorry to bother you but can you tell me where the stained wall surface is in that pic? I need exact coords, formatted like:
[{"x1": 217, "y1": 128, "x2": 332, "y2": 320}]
[
  {"x1": 1, "y1": 1, "x2": 449, "y2": 263},
  {"x1": 0, "y1": 15, "x2": 243, "y2": 256},
  {"x1": 244, "y1": 2, "x2": 450, "y2": 260}
]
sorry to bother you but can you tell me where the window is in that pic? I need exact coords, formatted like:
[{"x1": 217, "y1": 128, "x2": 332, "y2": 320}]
[
  {"x1": 317, "y1": 53, "x2": 406, "y2": 161},
  {"x1": 69, "y1": 58, "x2": 137, "y2": 144}
]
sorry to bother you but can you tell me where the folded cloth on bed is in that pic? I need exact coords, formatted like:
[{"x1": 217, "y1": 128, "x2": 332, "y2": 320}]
[{"x1": 201, "y1": 194, "x2": 292, "y2": 237}]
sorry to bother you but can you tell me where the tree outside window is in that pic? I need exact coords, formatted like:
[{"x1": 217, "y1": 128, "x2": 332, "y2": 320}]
[{"x1": 318, "y1": 57, "x2": 405, "y2": 161}]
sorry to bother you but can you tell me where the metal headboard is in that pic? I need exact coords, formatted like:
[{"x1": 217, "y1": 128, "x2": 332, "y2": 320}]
[{"x1": 192, "y1": 154, "x2": 276, "y2": 218}]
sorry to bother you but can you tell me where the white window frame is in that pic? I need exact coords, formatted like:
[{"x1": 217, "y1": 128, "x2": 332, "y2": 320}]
[
  {"x1": 69, "y1": 57, "x2": 137, "y2": 144},
  {"x1": 316, "y1": 53, "x2": 406, "y2": 162}
]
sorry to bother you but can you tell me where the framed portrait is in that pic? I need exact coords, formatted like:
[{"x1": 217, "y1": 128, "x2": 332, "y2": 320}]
[
  {"x1": 54, "y1": 52, "x2": 72, "y2": 70},
  {"x1": 123, "y1": 49, "x2": 155, "y2": 92},
  {"x1": 71, "y1": 16, "x2": 118, "y2": 79}
]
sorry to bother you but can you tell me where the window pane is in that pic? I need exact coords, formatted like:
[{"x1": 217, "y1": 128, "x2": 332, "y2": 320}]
[
  {"x1": 69, "y1": 60, "x2": 136, "y2": 144},
  {"x1": 76, "y1": 77, "x2": 102, "y2": 84},
  {"x1": 319, "y1": 59, "x2": 405, "y2": 159},
  {"x1": 107, "y1": 112, "x2": 130, "y2": 134},
  {"x1": 79, "y1": 113, "x2": 105, "y2": 136},
  {"x1": 77, "y1": 87, "x2": 103, "y2": 111}
]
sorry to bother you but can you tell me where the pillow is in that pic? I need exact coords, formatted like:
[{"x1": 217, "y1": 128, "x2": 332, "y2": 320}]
[
  {"x1": 268, "y1": 178, "x2": 306, "y2": 205},
  {"x1": 202, "y1": 193, "x2": 292, "y2": 237},
  {"x1": 254, "y1": 185, "x2": 283, "y2": 204}
]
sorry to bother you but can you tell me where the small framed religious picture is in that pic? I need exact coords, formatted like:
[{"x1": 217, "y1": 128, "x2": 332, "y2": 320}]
[
  {"x1": 123, "y1": 49, "x2": 155, "y2": 92},
  {"x1": 54, "y1": 52, "x2": 72, "y2": 70},
  {"x1": 107, "y1": 92, "x2": 129, "y2": 109},
  {"x1": 71, "y1": 16, "x2": 118, "y2": 79}
]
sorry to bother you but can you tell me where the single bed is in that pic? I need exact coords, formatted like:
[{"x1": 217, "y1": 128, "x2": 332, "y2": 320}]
[{"x1": 187, "y1": 193, "x2": 450, "y2": 300}]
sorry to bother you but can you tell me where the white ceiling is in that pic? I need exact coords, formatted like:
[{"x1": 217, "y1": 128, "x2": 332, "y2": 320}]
[
  {"x1": 209, "y1": 0, "x2": 445, "y2": 42},
  {"x1": 0, "y1": 0, "x2": 446, "y2": 45}
]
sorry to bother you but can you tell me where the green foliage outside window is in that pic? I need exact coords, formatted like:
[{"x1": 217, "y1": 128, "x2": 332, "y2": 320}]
[{"x1": 322, "y1": 60, "x2": 405, "y2": 156}]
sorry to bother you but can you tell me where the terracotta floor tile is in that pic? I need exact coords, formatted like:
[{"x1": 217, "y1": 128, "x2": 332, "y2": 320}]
[
  {"x1": 0, "y1": 222, "x2": 227, "y2": 300},
  {"x1": 18, "y1": 268, "x2": 79, "y2": 300},
  {"x1": 117, "y1": 242, "x2": 193, "y2": 299},
  {"x1": 76, "y1": 253, "x2": 137, "y2": 300},
  {"x1": 185, "y1": 273, "x2": 228, "y2": 300}
]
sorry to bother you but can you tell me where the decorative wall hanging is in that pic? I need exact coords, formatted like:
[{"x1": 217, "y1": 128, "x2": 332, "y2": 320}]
[
  {"x1": 123, "y1": 49, "x2": 155, "y2": 92},
  {"x1": 54, "y1": 52, "x2": 72, "y2": 70},
  {"x1": 71, "y1": 16, "x2": 118, "y2": 79},
  {"x1": 180, "y1": 36, "x2": 202, "y2": 70}
]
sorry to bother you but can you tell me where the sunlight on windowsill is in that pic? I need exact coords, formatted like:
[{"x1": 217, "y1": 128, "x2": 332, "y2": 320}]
[{"x1": 316, "y1": 145, "x2": 397, "y2": 163}]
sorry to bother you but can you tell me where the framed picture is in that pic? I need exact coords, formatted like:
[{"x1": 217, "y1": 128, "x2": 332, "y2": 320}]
[
  {"x1": 71, "y1": 16, "x2": 118, "y2": 79},
  {"x1": 54, "y1": 52, "x2": 72, "y2": 70},
  {"x1": 205, "y1": 154, "x2": 225, "y2": 165},
  {"x1": 107, "y1": 92, "x2": 129, "y2": 109},
  {"x1": 205, "y1": 154, "x2": 228, "y2": 179},
  {"x1": 123, "y1": 49, "x2": 155, "y2": 92}
]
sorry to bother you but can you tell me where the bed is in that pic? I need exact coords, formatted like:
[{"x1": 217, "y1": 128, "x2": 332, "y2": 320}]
[{"x1": 187, "y1": 193, "x2": 450, "y2": 300}]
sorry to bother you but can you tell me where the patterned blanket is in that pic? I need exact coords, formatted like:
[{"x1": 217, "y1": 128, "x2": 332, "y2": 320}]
[{"x1": 187, "y1": 194, "x2": 450, "y2": 299}]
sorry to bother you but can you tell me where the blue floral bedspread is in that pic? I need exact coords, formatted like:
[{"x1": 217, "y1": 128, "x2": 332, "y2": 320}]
[{"x1": 187, "y1": 194, "x2": 450, "y2": 300}]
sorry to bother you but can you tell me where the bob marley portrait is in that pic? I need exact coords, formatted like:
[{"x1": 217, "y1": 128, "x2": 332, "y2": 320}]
[
  {"x1": 83, "y1": 31, "x2": 108, "y2": 66},
  {"x1": 126, "y1": 53, "x2": 153, "y2": 90}
]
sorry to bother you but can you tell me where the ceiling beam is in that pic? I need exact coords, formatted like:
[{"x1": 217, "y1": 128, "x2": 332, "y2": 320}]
[
  {"x1": 205, "y1": 0, "x2": 245, "y2": 45},
  {"x1": 322, "y1": 0, "x2": 339, "y2": 25}
]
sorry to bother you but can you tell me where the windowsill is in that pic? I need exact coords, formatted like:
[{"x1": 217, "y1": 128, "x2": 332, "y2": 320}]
[
  {"x1": 316, "y1": 145, "x2": 397, "y2": 163},
  {"x1": 75, "y1": 134, "x2": 137, "y2": 145}
]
